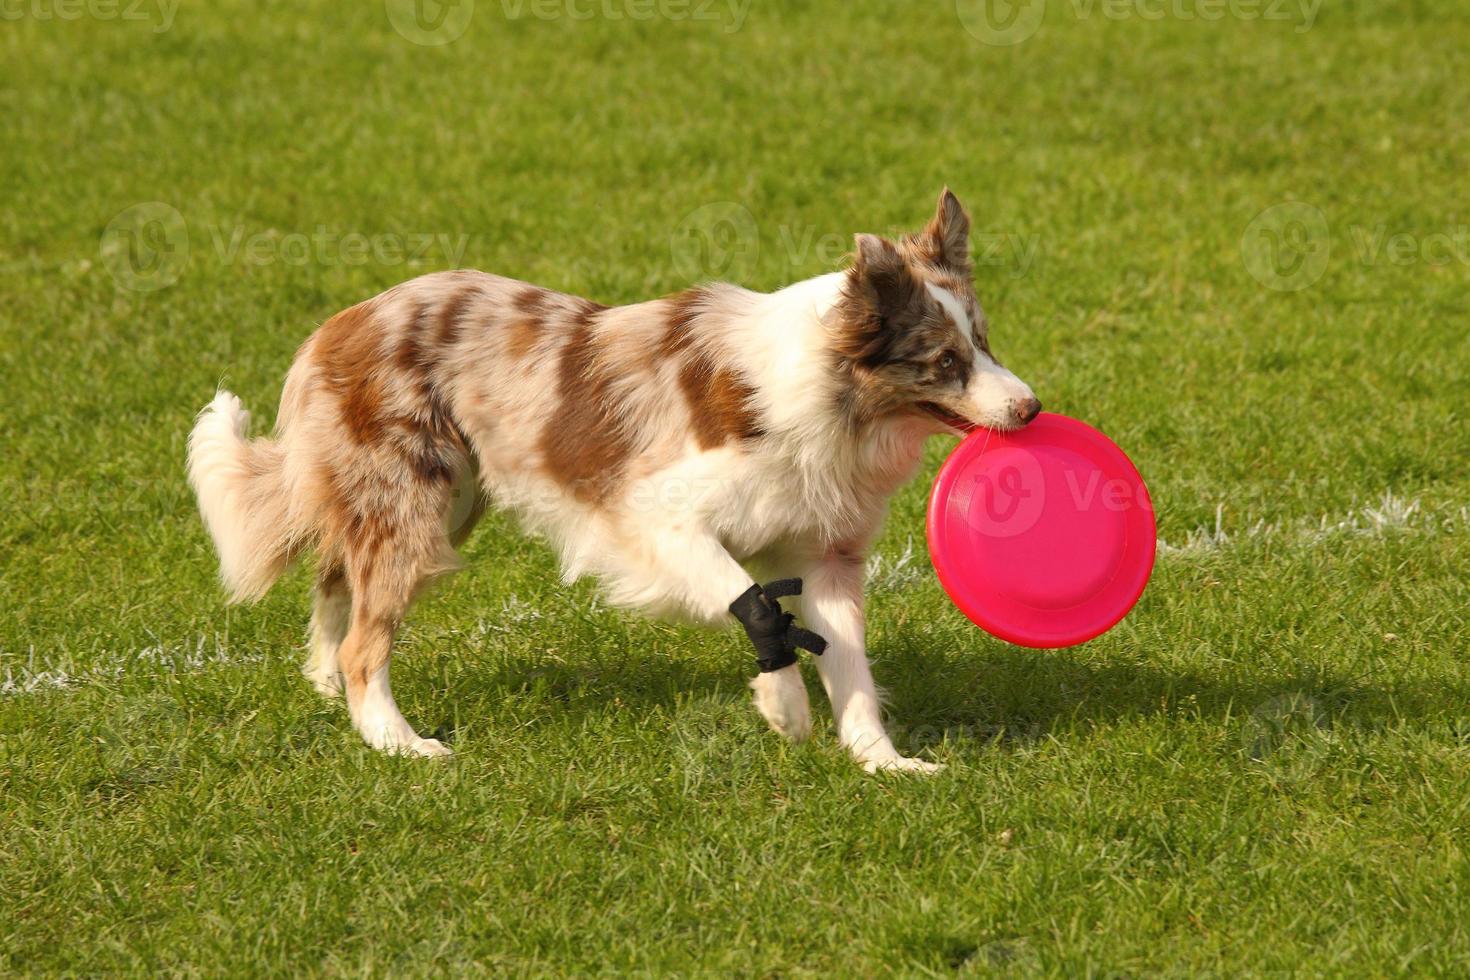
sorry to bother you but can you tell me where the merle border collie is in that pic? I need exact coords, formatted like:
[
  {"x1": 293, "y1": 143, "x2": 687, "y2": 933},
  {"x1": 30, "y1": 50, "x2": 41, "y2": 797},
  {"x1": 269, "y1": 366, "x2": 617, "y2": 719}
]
[{"x1": 188, "y1": 189, "x2": 1039, "y2": 772}]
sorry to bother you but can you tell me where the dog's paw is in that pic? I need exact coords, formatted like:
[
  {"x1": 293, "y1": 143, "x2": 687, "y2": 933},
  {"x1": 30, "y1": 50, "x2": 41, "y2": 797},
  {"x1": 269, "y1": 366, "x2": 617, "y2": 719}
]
[
  {"x1": 359, "y1": 720, "x2": 454, "y2": 758},
  {"x1": 863, "y1": 756, "x2": 944, "y2": 776},
  {"x1": 305, "y1": 668, "x2": 343, "y2": 699},
  {"x1": 379, "y1": 735, "x2": 454, "y2": 758},
  {"x1": 403, "y1": 737, "x2": 453, "y2": 758},
  {"x1": 750, "y1": 665, "x2": 811, "y2": 743}
]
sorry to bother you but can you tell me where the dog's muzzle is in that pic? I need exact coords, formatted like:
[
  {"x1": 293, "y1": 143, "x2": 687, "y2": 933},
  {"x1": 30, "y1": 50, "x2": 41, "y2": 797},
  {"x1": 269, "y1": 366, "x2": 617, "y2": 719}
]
[{"x1": 729, "y1": 578, "x2": 828, "y2": 672}]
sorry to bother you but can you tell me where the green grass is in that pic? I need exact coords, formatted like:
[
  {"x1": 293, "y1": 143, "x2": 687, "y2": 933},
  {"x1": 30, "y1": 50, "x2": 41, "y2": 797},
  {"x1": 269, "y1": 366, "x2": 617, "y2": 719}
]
[{"x1": 3, "y1": 0, "x2": 1470, "y2": 973}]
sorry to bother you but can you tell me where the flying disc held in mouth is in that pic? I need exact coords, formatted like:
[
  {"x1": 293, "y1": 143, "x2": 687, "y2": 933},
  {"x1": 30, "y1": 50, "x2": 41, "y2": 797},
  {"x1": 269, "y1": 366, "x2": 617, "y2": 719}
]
[{"x1": 925, "y1": 413, "x2": 1156, "y2": 648}]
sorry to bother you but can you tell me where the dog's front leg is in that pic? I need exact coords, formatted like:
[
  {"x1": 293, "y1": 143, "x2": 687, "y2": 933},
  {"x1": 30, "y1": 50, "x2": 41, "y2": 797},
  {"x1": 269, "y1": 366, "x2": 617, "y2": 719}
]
[
  {"x1": 802, "y1": 555, "x2": 941, "y2": 774},
  {"x1": 649, "y1": 528, "x2": 812, "y2": 743}
]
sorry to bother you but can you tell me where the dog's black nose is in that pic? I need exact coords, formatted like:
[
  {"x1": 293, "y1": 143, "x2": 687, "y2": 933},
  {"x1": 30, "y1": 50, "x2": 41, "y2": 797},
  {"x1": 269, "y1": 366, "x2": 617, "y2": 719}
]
[{"x1": 1015, "y1": 397, "x2": 1042, "y2": 425}]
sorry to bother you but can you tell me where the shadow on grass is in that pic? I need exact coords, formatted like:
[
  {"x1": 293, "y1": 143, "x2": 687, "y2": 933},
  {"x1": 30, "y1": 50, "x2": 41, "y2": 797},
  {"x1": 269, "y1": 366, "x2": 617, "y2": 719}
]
[
  {"x1": 430, "y1": 620, "x2": 1470, "y2": 756},
  {"x1": 873, "y1": 637, "x2": 1470, "y2": 756}
]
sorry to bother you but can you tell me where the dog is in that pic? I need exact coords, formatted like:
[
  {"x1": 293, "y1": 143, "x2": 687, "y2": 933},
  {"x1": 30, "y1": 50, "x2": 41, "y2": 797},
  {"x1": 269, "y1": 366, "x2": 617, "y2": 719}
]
[{"x1": 187, "y1": 189, "x2": 1039, "y2": 773}]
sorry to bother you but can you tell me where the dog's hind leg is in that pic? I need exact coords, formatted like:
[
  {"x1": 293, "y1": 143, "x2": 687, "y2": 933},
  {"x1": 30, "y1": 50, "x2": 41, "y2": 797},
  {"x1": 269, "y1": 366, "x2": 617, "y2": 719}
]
[
  {"x1": 304, "y1": 565, "x2": 350, "y2": 698},
  {"x1": 336, "y1": 543, "x2": 454, "y2": 757},
  {"x1": 331, "y1": 486, "x2": 462, "y2": 757}
]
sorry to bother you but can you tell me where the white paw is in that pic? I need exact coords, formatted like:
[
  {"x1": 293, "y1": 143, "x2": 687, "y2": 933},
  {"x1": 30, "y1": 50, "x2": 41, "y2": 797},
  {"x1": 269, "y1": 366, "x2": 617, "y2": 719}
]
[
  {"x1": 305, "y1": 668, "x2": 343, "y2": 699},
  {"x1": 750, "y1": 665, "x2": 811, "y2": 743},
  {"x1": 370, "y1": 731, "x2": 454, "y2": 758},
  {"x1": 863, "y1": 756, "x2": 945, "y2": 775},
  {"x1": 400, "y1": 737, "x2": 453, "y2": 758},
  {"x1": 358, "y1": 717, "x2": 452, "y2": 758}
]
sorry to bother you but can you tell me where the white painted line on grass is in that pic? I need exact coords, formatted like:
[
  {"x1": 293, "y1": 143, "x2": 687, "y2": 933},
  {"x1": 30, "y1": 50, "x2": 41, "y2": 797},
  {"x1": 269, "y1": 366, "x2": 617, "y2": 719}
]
[
  {"x1": 1, "y1": 634, "x2": 263, "y2": 698},
  {"x1": 1158, "y1": 492, "x2": 1468, "y2": 556}
]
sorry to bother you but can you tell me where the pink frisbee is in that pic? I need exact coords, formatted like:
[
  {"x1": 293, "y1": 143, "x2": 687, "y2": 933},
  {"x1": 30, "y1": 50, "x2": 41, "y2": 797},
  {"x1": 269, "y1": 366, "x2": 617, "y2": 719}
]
[{"x1": 926, "y1": 413, "x2": 1156, "y2": 648}]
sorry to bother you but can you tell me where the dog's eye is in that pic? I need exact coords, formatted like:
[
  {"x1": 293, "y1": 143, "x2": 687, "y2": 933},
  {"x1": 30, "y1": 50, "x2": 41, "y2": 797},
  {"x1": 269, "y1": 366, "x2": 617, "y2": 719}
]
[{"x1": 939, "y1": 354, "x2": 956, "y2": 371}]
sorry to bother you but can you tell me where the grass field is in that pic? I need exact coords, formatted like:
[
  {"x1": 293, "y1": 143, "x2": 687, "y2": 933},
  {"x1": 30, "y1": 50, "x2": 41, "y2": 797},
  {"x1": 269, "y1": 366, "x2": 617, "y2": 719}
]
[{"x1": 3, "y1": 0, "x2": 1469, "y2": 973}]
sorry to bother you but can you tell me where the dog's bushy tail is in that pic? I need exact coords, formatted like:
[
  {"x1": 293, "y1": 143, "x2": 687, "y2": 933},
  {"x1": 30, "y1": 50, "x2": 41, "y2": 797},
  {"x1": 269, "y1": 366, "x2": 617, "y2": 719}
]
[{"x1": 187, "y1": 390, "x2": 302, "y2": 603}]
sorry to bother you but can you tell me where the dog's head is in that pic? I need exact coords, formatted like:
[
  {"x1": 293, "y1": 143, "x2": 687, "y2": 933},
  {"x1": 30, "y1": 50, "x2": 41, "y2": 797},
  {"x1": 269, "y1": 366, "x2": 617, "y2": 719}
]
[{"x1": 833, "y1": 188, "x2": 1039, "y2": 433}]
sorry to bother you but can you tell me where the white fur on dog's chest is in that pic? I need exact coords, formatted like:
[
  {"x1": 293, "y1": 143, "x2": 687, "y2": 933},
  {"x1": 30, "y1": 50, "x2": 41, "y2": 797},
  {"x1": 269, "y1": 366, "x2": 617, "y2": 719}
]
[{"x1": 662, "y1": 439, "x2": 917, "y2": 565}]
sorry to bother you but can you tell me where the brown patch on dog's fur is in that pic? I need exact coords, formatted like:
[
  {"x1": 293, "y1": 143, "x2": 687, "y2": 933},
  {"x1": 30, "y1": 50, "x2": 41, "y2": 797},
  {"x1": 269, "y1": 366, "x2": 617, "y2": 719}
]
[
  {"x1": 395, "y1": 305, "x2": 434, "y2": 383},
  {"x1": 658, "y1": 286, "x2": 764, "y2": 449},
  {"x1": 391, "y1": 407, "x2": 459, "y2": 487},
  {"x1": 316, "y1": 462, "x2": 394, "y2": 585},
  {"x1": 659, "y1": 287, "x2": 708, "y2": 359},
  {"x1": 507, "y1": 287, "x2": 548, "y2": 359},
  {"x1": 540, "y1": 319, "x2": 634, "y2": 504},
  {"x1": 680, "y1": 360, "x2": 764, "y2": 449},
  {"x1": 379, "y1": 298, "x2": 472, "y2": 488},
  {"x1": 574, "y1": 296, "x2": 609, "y2": 321},
  {"x1": 435, "y1": 285, "x2": 478, "y2": 351},
  {"x1": 408, "y1": 447, "x2": 455, "y2": 486},
  {"x1": 316, "y1": 300, "x2": 388, "y2": 445}
]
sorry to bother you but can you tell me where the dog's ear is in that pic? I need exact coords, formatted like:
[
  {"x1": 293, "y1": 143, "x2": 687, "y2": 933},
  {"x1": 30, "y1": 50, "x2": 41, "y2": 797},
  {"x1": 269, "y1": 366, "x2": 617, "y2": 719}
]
[
  {"x1": 838, "y1": 233, "x2": 923, "y2": 362},
  {"x1": 850, "y1": 232, "x2": 921, "y2": 324},
  {"x1": 910, "y1": 187, "x2": 971, "y2": 271}
]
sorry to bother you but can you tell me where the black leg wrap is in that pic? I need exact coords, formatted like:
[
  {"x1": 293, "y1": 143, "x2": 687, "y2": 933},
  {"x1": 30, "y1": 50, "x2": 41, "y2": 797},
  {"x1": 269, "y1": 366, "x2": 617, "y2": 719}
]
[{"x1": 729, "y1": 578, "x2": 828, "y2": 673}]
